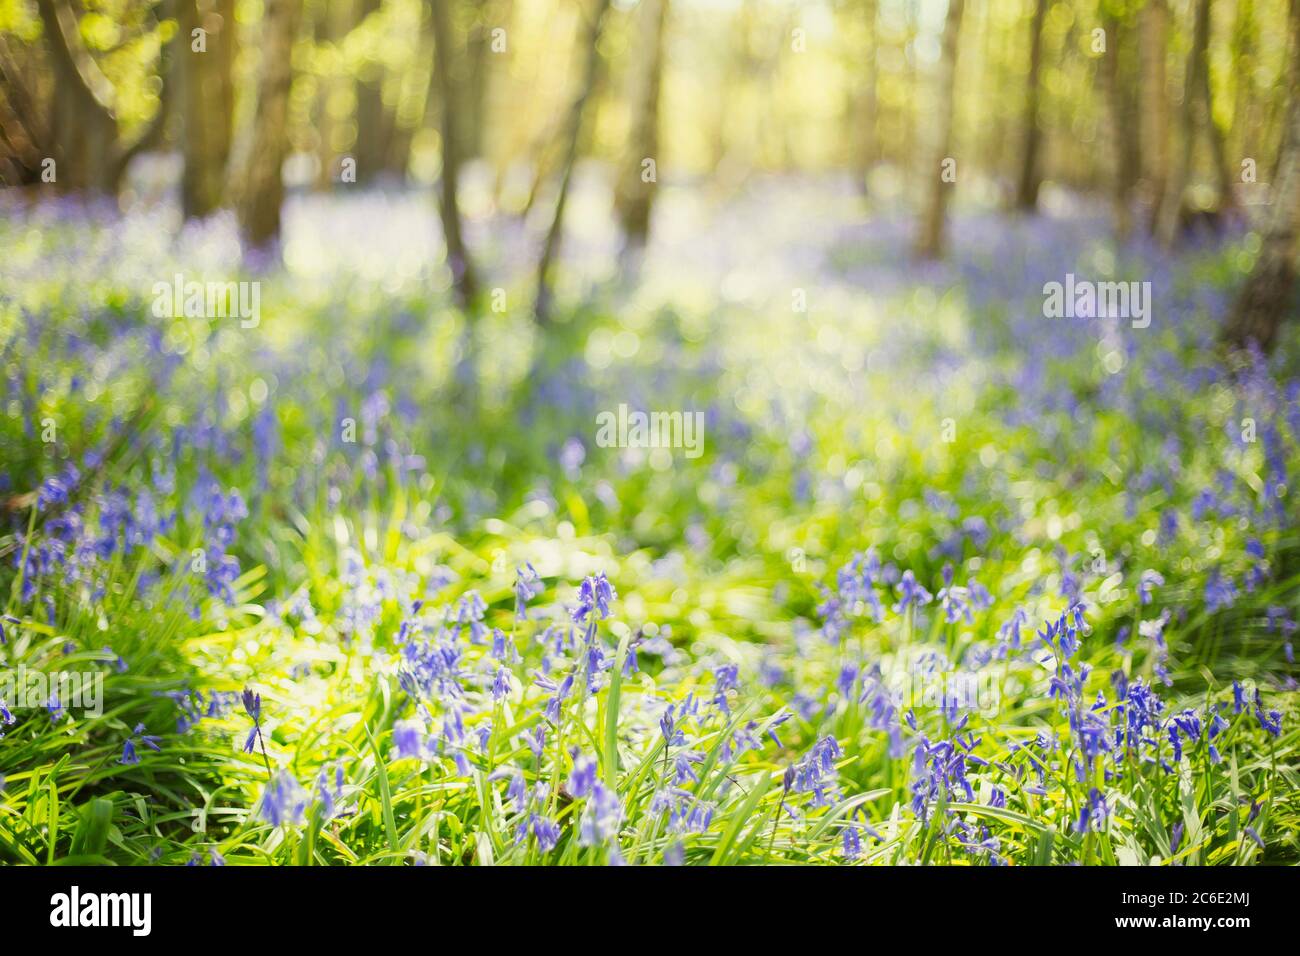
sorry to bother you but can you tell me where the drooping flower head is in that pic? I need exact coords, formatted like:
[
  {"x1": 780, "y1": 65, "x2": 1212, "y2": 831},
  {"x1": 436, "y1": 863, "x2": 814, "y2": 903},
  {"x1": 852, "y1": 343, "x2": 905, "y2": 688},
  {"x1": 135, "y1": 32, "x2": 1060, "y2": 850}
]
[
  {"x1": 514, "y1": 563, "x2": 544, "y2": 620},
  {"x1": 892, "y1": 570, "x2": 933, "y2": 614},
  {"x1": 573, "y1": 573, "x2": 617, "y2": 625}
]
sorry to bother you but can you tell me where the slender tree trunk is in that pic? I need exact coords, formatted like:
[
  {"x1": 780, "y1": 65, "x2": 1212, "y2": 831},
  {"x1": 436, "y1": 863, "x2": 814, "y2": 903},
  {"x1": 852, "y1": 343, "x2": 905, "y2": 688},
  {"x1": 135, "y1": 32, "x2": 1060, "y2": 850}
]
[
  {"x1": 1157, "y1": 0, "x2": 1210, "y2": 246},
  {"x1": 354, "y1": 0, "x2": 393, "y2": 183},
  {"x1": 179, "y1": 0, "x2": 236, "y2": 218},
  {"x1": 853, "y1": 0, "x2": 878, "y2": 195},
  {"x1": 429, "y1": 0, "x2": 479, "y2": 308},
  {"x1": 1231, "y1": 0, "x2": 1258, "y2": 186},
  {"x1": 1221, "y1": 0, "x2": 1300, "y2": 353},
  {"x1": 1103, "y1": 9, "x2": 1141, "y2": 240},
  {"x1": 914, "y1": 0, "x2": 964, "y2": 260},
  {"x1": 534, "y1": 0, "x2": 612, "y2": 323},
  {"x1": 1140, "y1": 0, "x2": 1169, "y2": 233},
  {"x1": 237, "y1": 0, "x2": 302, "y2": 250},
  {"x1": 1014, "y1": 0, "x2": 1048, "y2": 211},
  {"x1": 1194, "y1": 2, "x2": 1236, "y2": 214},
  {"x1": 614, "y1": 0, "x2": 668, "y2": 256},
  {"x1": 310, "y1": 0, "x2": 342, "y2": 188},
  {"x1": 464, "y1": 0, "x2": 491, "y2": 159}
]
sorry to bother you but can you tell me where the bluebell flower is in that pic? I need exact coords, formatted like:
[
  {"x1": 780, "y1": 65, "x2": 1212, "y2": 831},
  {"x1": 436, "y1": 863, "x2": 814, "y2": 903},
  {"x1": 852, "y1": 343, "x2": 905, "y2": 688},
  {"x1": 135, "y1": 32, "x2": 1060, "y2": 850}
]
[
  {"x1": 842, "y1": 825, "x2": 862, "y2": 859},
  {"x1": 792, "y1": 735, "x2": 843, "y2": 807},
  {"x1": 1232, "y1": 680, "x2": 1247, "y2": 714},
  {"x1": 997, "y1": 607, "x2": 1028, "y2": 652},
  {"x1": 120, "y1": 723, "x2": 161, "y2": 765},
  {"x1": 241, "y1": 688, "x2": 261, "y2": 722},
  {"x1": 659, "y1": 704, "x2": 685, "y2": 746},
  {"x1": 1075, "y1": 787, "x2": 1108, "y2": 833},
  {"x1": 572, "y1": 573, "x2": 616, "y2": 624},
  {"x1": 968, "y1": 578, "x2": 993, "y2": 612},
  {"x1": 1253, "y1": 691, "x2": 1282, "y2": 737},
  {"x1": 892, "y1": 570, "x2": 933, "y2": 614},
  {"x1": 393, "y1": 719, "x2": 425, "y2": 760},
  {"x1": 568, "y1": 751, "x2": 597, "y2": 798},
  {"x1": 578, "y1": 781, "x2": 623, "y2": 847},
  {"x1": 712, "y1": 663, "x2": 739, "y2": 715},
  {"x1": 523, "y1": 725, "x2": 547, "y2": 761},
  {"x1": 451, "y1": 591, "x2": 489, "y2": 643},
  {"x1": 1204, "y1": 570, "x2": 1238, "y2": 613},
  {"x1": 258, "y1": 771, "x2": 308, "y2": 827},
  {"x1": 491, "y1": 665, "x2": 512, "y2": 702},
  {"x1": 317, "y1": 764, "x2": 345, "y2": 819},
  {"x1": 673, "y1": 751, "x2": 704, "y2": 784},
  {"x1": 514, "y1": 563, "x2": 543, "y2": 619},
  {"x1": 1137, "y1": 569, "x2": 1164, "y2": 605},
  {"x1": 535, "y1": 671, "x2": 573, "y2": 723},
  {"x1": 517, "y1": 812, "x2": 561, "y2": 852},
  {"x1": 490, "y1": 627, "x2": 516, "y2": 663},
  {"x1": 491, "y1": 767, "x2": 529, "y2": 812}
]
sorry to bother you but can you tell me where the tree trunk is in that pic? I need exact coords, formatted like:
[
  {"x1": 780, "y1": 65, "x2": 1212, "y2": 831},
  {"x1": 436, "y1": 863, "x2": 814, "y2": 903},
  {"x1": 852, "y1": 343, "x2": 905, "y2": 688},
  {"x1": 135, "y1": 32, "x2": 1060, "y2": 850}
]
[
  {"x1": 1140, "y1": 0, "x2": 1169, "y2": 233},
  {"x1": 853, "y1": 0, "x2": 878, "y2": 195},
  {"x1": 1221, "y1": 0, "x2": 1300, "y2": 353},
  {"x1": 237, "y1": 0, "x2": 302, "y2": 250},
  {"x1": 429, "y1": 0, "x2": 479, "y2": 308},
  {"x1": 36, "y1": 0, "x2": 121, "y2": 193},
  {"x1": 1231, "y1": 0, "x2": 1258, "y2": 185},
  {"x1": 354, "y1": 0, "x2": 392, "y2": 183},
  {"x1": 1102, "y1": 9, "x2": 1141, "y2": 240},
  {"x1": 534, "y1": 0, "x2": 612, "y2": 323},
  {"x1": 614, "y1": 0, "x2": 668, "y2": 255},
  {"x1": 0, "y1": 35, "x2": 52, "y2": 185},
  {"x1": 913, "y1": 0, "x2": 964, "y2": 260},
  {"x1": 1014, "y1": 0, "x2": 1048, "y2": 211},
  {"x1": 1193, "y1": 0, "x2": 1236, "y2": 214},
  {"x1": 1157, "y1": 0, "x2": 1210, "y2": 246},
  {"x1": 179, "y1": 0, "x2": 236, "y2": 219},
  {"x1": 464, "y1": 0, "x2": 491, "y2": 159}
]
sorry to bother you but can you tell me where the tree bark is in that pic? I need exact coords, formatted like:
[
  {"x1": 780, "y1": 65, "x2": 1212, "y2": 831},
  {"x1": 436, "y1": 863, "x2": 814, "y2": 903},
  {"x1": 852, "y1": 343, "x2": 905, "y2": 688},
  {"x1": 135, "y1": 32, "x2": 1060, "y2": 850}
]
[
  {"x1": 1140, "y1": 0, "x2": 1169, "y2": 233},
  {"x1": 1194, "y1": 0, "x2": 1237, "y2": 214},
  {"x1": 237, "y1": 0, "x2": 302, "y2": 250},
  {"x1": 913, "y1": 0, "x2": 964, "y2": 260},
  {"x1": 179, "y1": 0, "x2": 236, "y2": 219},
  {"x1": 0, "y1": 35, "x2": 51, "y2": 185},
  {"x1": 464, "y1": 0, "x2": 491, "y2": 159},
  {"x1": 614, "y1": 0, "x2": 668, "y2": 255},
  {"x1": 429, "y1": 0, "x2": 479, "y2": 308},
  {"x1": 1014, "y1": 0, "x2": 1048, "y2": 212},
  {"x1": 36, "y1": 0, "x2": 121, "y2": 193},
  {"x1": 1221, "y1": 0, "x2": 1300, "y2": 353},
  {"x1": 354, "y1": 0, "x2": 394, "y2": 183},
  {"x1": 534, "y1": 0, "x2": 612, "y2": 322},
  {"x1": 1157, "y1": 0, "x2": 1210, "y2": 246},
  {"x1": 1102, "y1": 8, "x2": 1141, "y2": 240}
]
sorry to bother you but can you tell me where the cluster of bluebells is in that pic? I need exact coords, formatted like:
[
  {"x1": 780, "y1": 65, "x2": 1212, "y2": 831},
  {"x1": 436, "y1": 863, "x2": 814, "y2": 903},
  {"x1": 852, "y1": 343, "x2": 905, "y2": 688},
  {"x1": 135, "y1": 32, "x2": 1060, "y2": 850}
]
[{"x1": 4, "y1": 195, "x2": 1298, "y2": 870}]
